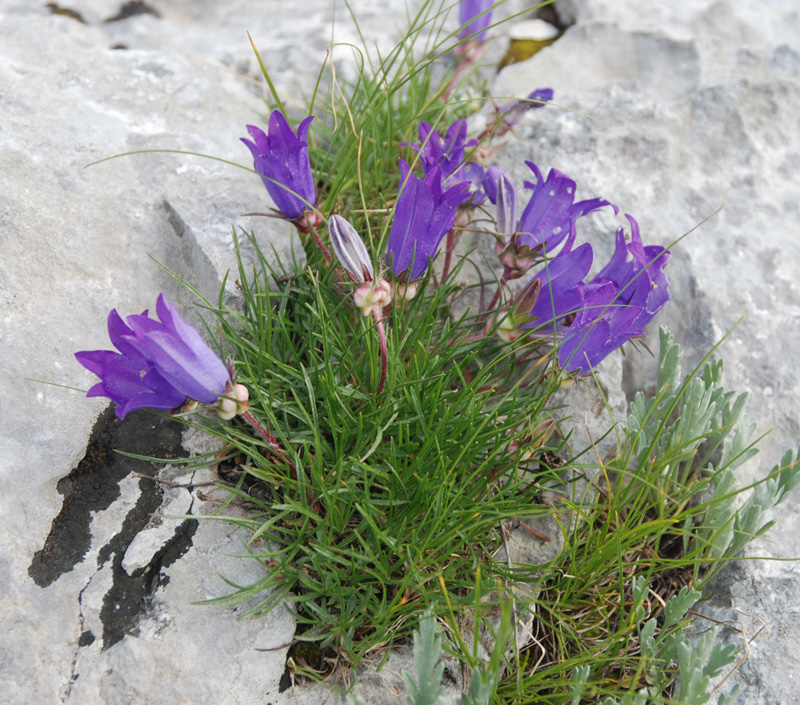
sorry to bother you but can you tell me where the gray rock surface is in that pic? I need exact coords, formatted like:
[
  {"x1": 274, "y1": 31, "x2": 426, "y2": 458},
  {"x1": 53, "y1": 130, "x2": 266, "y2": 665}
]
[{"x1": 1, "y1": 0, "x2": 798, "y2": 703}]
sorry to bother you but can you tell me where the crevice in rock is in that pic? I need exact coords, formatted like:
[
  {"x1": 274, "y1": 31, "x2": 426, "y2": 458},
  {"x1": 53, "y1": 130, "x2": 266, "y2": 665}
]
[
  {"x1": 45, "y1": 3, "x2": 87, "y2": 24},
  {"x1": 536, "y1": 2, "x2": 571, "y2": 32},
  {"x1": 162, "y1": 198, "x2": 188, "y2": 239},
  {"x1": 61, "y1": 570, "x2": 101, "y2": 703}
]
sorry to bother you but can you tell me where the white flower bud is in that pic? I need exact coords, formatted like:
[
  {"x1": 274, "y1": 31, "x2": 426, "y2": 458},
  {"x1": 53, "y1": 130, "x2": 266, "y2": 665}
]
[{"x1": 329, "y1": 214, "x2": 374, "y2": 283}]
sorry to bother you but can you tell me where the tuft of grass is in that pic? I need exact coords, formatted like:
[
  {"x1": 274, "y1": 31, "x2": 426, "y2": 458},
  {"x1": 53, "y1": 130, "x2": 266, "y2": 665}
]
[{"x1": 190, "y1": 229, "x2": 565, "y2": 667}]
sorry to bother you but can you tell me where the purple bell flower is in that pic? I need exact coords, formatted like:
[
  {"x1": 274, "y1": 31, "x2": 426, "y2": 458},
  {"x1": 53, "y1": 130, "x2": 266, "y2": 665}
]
[
  {"x1": 521, "y1": 227, "x2": 593, "y2": 334},
  {"x1": 591, "y1": 214, "x2": 671, "y2": 327},
  {"x1": 386, "y1": 159, "x2": 472, "y2": 281},
  {"x1": 404, "y1": 119, "x2": 484, "y2": 189},
  {"x1": 557, "y1": 283, "x2": 645, "y2": 375},
  {"x1": 517, "y1": 160, "x2": 617, "y2": 255},
  {"x1": 558, "y1": 215, "x2": 671, "y2": 375},
  {"x1": 509, "y1": 213, "x2": 670, "y2": 375},
  {"x1": 497, "y1": 88, "x2": 554, "y2": 133},
  {"x1": 459, "y1": 0, "x2": 494, "y2": 42},
  {"x1": 241, "y1": 110, "x2": 316, "y2": 221},
  {"x1": 76, "y1": 295, "x2": 232, "y2": 419}
]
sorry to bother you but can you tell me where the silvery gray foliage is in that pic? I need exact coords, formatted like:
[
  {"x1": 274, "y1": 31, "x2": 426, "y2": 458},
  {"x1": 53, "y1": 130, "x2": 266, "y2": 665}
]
[
  {"x1": 567, "y1": 578, "x2": 741, "y2": 705},
  {"x1": 346, "y1": 608, "x2": 499, "y2": 705},
  {"x1": 626, "y1": 328, "x2": 800, "y2": 576},
  {"x1": 625, "y1": 327, "x2": 755, "y2": 490}
]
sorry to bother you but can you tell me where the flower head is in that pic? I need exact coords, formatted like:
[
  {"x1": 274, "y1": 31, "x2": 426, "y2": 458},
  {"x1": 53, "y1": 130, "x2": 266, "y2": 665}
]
[
  {"x1": 556, "y1": 216, "x2": 671, "y2": 373},
  {"x1": 556, "y1": 282, "x2": 645, "y2": 375},
  {"x1": 76, "y1": 295, "x2": 234, "y2": 419},
  {"x1": 241, "y1": 110, "x2": 316, "y2": 221},
  {"x1": 517, "y1": 160, "x2": 616, "y2": 255},
  {"x1": 459, "y1": 0, "x2": 494, "y2": 42},
  {"x1": 497, "y1": 88, "x2": 554, "y2": 134},
  {"x1": 404, "y1": 119, "x2": 484, "y2": 190},
  {"x1": 591, "y1": 214, "x2": 671, "y2": 326},
  {"x1": 386, "y1": 159, "x2": 472, "y2": 281},
  {"x1": 500, "y1": 212, "x2": 671, "y2": 374}
]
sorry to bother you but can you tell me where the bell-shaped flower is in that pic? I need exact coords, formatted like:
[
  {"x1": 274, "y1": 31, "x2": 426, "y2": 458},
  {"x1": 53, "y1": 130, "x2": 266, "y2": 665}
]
[
  {"x1": 241, "y1": 110, "x2": 316, "y2": 221},
  {"x1": 76, "y1": 295, "x2": 234, "y2": 419},
  {"x1": 522, "y1": 228, "x2": 594, "y2": 335},
  {"x1": 590, "y1": 214, "x2": 671, "y2": 330},
  {"x1": 404, "y1": 119, "x2": 484, "y2": 189},
  {"x1": 459, "y1": 0, "x2": 494, "y2": 42},
  {"x1": 517, "y1": 160, "x2": 617, "y2": 255},
  {"x1": 386, "y1": 159, "x2": 472, "y2": 281},
  {"x1": 497, "y1": 88, "x2": 554, "y2": 134},
  {"x1": 557, "y1": 216, "x2": 671, "y2": 375},
  {"x1": 329, "y1": 215, "x2": 374, "y2": 283},
  {"x1": 556, "y1": 282, "x2": 646, "y2": 375}
]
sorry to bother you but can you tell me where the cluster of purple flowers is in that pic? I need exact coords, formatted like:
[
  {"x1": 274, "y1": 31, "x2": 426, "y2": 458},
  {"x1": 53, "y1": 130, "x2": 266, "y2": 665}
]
[
  {"x1": 515, "y1": 213, "x2": 670, "y2": 375},
  {"x1": 77, "y1": 43, "x2": 668, "y2": 417},
  {"x1": 237, "y1": 106, "x2": 670, "y2": 378}
]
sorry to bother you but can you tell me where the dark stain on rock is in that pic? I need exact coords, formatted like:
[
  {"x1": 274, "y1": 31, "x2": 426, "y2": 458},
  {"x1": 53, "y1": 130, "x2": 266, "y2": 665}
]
[
  {"x1": 104, "y1": 1, "x2": 161, "y2": 23},
  {"x1": 29, "y1": 406, "x2": 198, "y2": 650},
  {"x1": 99, "y1": 516, "x2": 197, "y2": 650},
  {"x1": 78, "y1": 630, "x2": 95, "y2": 647},
  {"x1": 30, "y1": 406, "x2": 184, "y2": 586},
  {"x1": 46, "y1": 2, "x2": 87, "y2": 24},
  {"x1": 30, "y1": 405, "x2": 118, "y2": 587}
]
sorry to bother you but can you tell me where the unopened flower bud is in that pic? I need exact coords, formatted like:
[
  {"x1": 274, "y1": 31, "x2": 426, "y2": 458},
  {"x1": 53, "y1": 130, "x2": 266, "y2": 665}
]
[
  {"x1": 216, "y1": 382, "x2": 250, "y2": 421},
  {"x1": 354, "y1": 278, "x2": 392, "y2": 317},
  {"x1": 329, "y1": 215, "x2": 374, "y2": 283},
  {"x1": 491, "y1": 278, "x2": 541, "y2": 342},
  {"x1": 294, "y1": 210, "x2": 324, "y2": 234},
  {"x1": 394, "y1": 281, "x2": 418, "y2": 302},
  {"x1": 511, "y1": 277, "x2": 542, "y2": 321},
  {"x1": 495, "y1": 171, "x2": 518, "y2": 240},
  {"x1": 492, "y1": 310, "x2": 522, "y2": 343},
  {"x1": 454, "y1": 208, "x2": 472, "y2": 229}
]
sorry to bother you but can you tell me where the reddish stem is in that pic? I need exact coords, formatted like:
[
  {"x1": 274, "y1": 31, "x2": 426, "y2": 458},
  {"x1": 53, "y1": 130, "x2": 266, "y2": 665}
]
[
  {"x1": 441, "y1": 228, "x2": 457, "y2": 282},
  {"x1": 308, "y1": 222, "x2": 332, "y2": 263},
  {"x1": 517, "y1": 519, "x2": 551, "y2": 542},
  {"x1": 485, "y1": 267, "x2": 512, "y2": 315},
  {"x1": 374, "y1": 308, "x2": 388, "y2": 396},
  {"x1": 240, "y1": 409, "x2": 296, "y2": 476}
]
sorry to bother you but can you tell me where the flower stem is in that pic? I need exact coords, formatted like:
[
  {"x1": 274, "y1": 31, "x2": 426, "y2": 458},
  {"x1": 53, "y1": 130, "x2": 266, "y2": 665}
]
[
  {"x1": 309, "y1": 222, "x2": 332, "y2": 263},
  {"x1": 485, "y1": 267, "x2": 512, "y2": 316},
  {"x1": 240, "y1": 409, "x2": 295, "y2": 474},
  {"x1": 441, "y1": 228, "x2": 457, "y2": 282},
  {"x1": 374, "y1": 308, "x2": 388, "y2": 396}
]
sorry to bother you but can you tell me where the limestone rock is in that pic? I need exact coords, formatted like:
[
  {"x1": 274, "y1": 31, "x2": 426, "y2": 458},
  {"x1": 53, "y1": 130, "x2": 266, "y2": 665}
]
[{"x1": 3, "y1": 0, "x2": 800, "y2": 704}]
